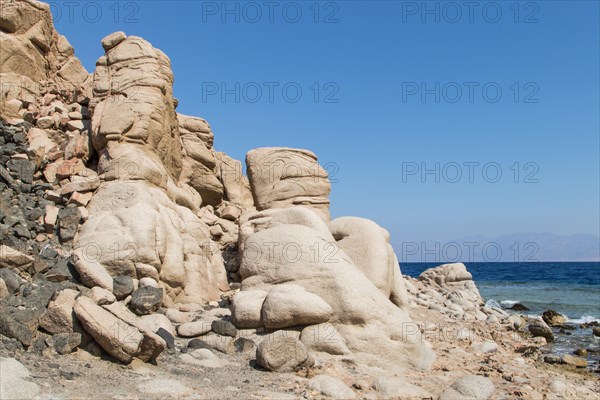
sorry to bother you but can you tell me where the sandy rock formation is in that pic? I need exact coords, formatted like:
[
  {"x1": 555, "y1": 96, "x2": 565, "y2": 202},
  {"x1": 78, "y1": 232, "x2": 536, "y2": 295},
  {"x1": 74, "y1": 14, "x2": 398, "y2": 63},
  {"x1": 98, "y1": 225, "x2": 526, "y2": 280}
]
[
  {"x1": 0, "y1": 0, "x2": 90, "y2": 117},
  {"x1": 237, "y1": 206, "x2": 435, "y2": 370},
  {"x1": 177, "y1": 114, "x2": 223, "y2": 206},
  {"x1": 329, "y1": 217, "x2": 409, "y2": 309},
  {"x1": 246, "y1": 147, "x2": 330, "y2": 221},
  {"x1": 73, "y1": 33, "x2": 232, "y2": 305}
]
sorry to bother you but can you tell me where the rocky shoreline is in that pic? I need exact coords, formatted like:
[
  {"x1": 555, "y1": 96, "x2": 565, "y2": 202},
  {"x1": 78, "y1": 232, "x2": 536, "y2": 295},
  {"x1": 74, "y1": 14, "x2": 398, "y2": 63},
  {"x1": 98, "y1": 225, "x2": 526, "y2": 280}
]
[{"x1": 1, "y1": 1, "x2": 599, "y2": 399}]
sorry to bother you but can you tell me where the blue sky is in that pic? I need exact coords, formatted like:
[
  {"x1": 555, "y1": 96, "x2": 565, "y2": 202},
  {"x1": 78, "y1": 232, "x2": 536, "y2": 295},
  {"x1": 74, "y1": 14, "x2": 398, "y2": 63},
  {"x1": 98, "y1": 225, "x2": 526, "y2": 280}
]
[{"x1": 50, "y1": 1, "x2": 600, "y2": 245}]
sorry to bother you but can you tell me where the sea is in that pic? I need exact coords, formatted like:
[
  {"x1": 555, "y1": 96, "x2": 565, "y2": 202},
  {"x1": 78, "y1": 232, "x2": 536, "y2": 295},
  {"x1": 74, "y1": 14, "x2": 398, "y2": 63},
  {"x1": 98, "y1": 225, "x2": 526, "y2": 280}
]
[{"x1": 402, "y1": 262, "x2": 600, "y2": 368}]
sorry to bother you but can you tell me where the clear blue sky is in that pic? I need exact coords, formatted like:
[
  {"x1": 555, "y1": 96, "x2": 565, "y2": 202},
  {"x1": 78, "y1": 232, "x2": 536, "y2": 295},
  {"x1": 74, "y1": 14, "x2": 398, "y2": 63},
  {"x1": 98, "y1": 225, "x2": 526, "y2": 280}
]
[{"x1": 50, "y1": 1, "x2": 600, "y2": 244}]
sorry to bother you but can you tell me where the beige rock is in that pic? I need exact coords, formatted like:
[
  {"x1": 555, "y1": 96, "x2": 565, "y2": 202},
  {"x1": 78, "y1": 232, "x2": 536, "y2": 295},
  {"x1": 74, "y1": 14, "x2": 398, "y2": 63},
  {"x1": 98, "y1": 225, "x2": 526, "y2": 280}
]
[
  {"x1": 0, "y1": 245, "x2": 34, "y2": 271},
  {"x1": 165, "y1": 309, "x2": 194, "y2": 324},
  {"x1": 39, "y1": 289, "x2": 80, "y2": 335},
  {"x1": 74, "y1": 296, "x2": 145, "y2": 363},
  {"x1": 239, "y1": 211, "x2": 435, "y2": 371},
  {"x1": 27, "y1": 128, "x2": 56, "y2": 155},
  {"x1": 101, "y1": 31, "x2": 127, "y2": 51},
  {"x1": 231, "y1": 290, "x2": 267, "y2": 329},
  {"x1": 0, "y1": 0, "x2": 89, "y2": 114},
  {"x1": 246, "y1": 147, "x2": 331, "y2": 221},
  {"x1": 562, "y1": 354, "x2": 588, "y2": 368},
  {"x1": 140, "y1": 313, "x2": 176, "y2": 337},
  {"x1": 373, "y1": 376, "x2": 432, "y2": 399},
  {"x1": 261, "y1": 284, "x2": 333, "y2": 329},
  {"x1": 177, "y1": 320, "x2": 213, "y2": 337},
  {"x1": 439, "y1": 375, "x2": 495, "y2": 400},
  {"x1": 0, "y1": 358, "x2": 40, "y2": 400},
  {"x1": 309, "y1": 375, "x2": 356, "y2": 399},
  {"x1": 0, "y1": 279, "x2": 8, "y2": 300},
  {"x1": 528, "y1": 318, "x2": 554, "y2": 342},
  {"x1": 69, "y1": 191, "x2": 93, "y2": 207},
  {"x1": 214, "y1": 152, "x2": 254, "y2": 209},
  {"x1": 329, "y1": 217, "x2": 409, "y2": 309},
  {"x1": 100, "y1": 300, "x2": 166, "y2": 362},
  {"x1": 73, "y1": 181, "x2": 227, "y2": 304},
  {"x1": 44, "y1": 205, "x2": 59, "y2": 232},
  {"x1": 88, "y1": 287, "x2": 116, "y2": 305},
  {"x1": 255, "y1": 336, "x2": 308, "y2": 372},
  {"x1": 419, "y1": 263, "x2": 484, "y2": 306},
  {"x1": 177, "y1": 122, "x2": 223, "y2": 205},
  {"x1": 300, "y1": 323, "x2": 350, "y2": 355}
]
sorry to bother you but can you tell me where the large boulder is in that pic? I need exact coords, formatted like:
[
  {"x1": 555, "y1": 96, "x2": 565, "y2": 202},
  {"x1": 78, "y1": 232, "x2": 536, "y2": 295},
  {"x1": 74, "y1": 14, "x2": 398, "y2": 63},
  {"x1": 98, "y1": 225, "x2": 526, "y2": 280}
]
[
  {"x1": 73, "y1": 296, "x2": 165, "y2": 363},
  {"x1": 261, "y1": 284, "x2": 333, "y2": 329},
  {"x1": 255, "y1": 336, "x2": 308, "y2": 372},
  {"x1": 246, "y1": 148, "x2": 331, "y2": 221},
  {"x1": 528, "y1": 318, "x2": 554, "y2": 342},
  {"x1": 230, "y1": 289, "x2": 267, "y2": 329},
  {"x1": 328, "y1": 217, "x2": 409, "y2": 309},
  {"x1": 419, "y1": 263, "x2": 484, "y2": 306},
  {"x1": 239, "y1": 207, "x2": 435, "y2": 370},
  {"x1": 73, "y1": 181, "x2": 228, "y2": 304}
]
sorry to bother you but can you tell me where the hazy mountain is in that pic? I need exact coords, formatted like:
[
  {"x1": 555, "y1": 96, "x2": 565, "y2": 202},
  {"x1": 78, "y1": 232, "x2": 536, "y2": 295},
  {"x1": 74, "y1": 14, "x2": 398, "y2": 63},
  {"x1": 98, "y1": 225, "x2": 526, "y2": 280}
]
[{"x1": 397, "y1": 233, "x2": 600, "y2": 263}]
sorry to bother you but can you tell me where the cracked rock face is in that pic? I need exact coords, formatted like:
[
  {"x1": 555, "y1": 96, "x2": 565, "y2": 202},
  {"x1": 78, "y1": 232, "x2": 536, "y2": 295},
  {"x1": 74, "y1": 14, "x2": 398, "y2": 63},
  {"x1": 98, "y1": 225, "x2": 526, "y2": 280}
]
[
  {"x1": 0, "y1": 0, "x2": 90, "y2": 117},
  {"x1": 74, "y1": 33, "x2": 232, "y2": 305},
  {"x1": 246, "y1": 147, "x2": 331, "y2": 221}
]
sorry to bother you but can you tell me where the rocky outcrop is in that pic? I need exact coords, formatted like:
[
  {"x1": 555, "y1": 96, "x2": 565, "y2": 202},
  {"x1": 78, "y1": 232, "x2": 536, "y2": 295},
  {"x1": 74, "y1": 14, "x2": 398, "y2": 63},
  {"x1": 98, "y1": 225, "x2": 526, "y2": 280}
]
[
  {"x1": 73, "y1": 33, "x2": 234, "y2": 305},
  {"x1": 237, "y1": 206, "x2": 436, "y2": 370},
  {"x1": 0, "y1": 0, "x2": 90, "y2": 118},
  {"x1": 177, "y1": 114, "x2": 223, "y2": 206},
  {"x1": 246, "y1": 148, "x2": 330, "y2": 221}
]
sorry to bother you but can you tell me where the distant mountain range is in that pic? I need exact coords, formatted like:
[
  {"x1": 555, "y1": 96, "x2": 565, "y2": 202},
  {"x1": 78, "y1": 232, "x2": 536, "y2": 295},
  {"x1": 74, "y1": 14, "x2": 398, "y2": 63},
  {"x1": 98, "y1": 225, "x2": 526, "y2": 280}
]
[{"x1": 397, "y1": 233, "x2": 600, "y2": 263}]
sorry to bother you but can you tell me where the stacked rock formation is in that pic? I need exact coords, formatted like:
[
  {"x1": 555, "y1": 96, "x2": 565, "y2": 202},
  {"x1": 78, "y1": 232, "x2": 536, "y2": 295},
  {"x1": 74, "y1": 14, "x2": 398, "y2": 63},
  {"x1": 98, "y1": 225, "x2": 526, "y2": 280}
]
[{"x1": 0, "y1": 0, "x2": 439, "y2": 373}]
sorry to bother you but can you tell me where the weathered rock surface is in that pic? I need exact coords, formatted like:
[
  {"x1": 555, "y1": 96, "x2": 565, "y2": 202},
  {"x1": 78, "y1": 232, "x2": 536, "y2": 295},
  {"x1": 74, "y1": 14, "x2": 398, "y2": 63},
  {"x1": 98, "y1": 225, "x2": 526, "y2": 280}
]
[
  {"x1": 0, "y1": 0, "x2": 90, "y2": 117},
  {"x1": 529, "y1": 318, "x2": 554, "y2": 342},
  {"x1": 328, "y1": 217, "x2": 408, "y2": 309},
  {"x1": 38, "y1": 288, "x2": 79, "y2": 334},
  {"x1": 0, "y1": 244, "x2": 34, "y2": 270},
  {"x1": 73, "y1": 296, "x2": 165, "y2": 363},
  {"x1": 239, "y1": 207, "x2": 435, "y2": 370},
  {"x1": 373, "y1": 376, "x2": 432, "y2": 399},
  {"x1": 439, "y1": 375, "x2": 495, "y2": 400},
  {"x1": 0, "y1": 358, "x2": 40, "y2": 400},
  {"x1": 308, "y1": 375, "x2": 356, "y2": 399},
  {"x1": 231, "y1": 289, "x2": 267, "y2": 328},
  {"x1": 72, "y1": 33, "x2": 237, "y2": 305},
  {"x1": 246, "y1": 148, "x2": 331, "y2": 221},
  {"x1": 300, "y1": 323, "x2": 350, "y2": 355},
  {"x1": 261, "y1": 284, "x2": 333, "y2": 329},
  {"x1": 255, "y1": 336, "x2": 308, "y2": 372},
  {"x1": 542, "y1": 309, "x2": 567, "y2": 326}
]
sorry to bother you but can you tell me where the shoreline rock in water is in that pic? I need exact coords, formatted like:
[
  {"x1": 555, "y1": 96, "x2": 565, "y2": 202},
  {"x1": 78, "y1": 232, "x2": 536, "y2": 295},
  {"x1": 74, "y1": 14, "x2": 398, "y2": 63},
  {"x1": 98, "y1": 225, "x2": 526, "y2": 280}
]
[{"x1": 0, "y1": 1, "x2": 599, "y2": 398}]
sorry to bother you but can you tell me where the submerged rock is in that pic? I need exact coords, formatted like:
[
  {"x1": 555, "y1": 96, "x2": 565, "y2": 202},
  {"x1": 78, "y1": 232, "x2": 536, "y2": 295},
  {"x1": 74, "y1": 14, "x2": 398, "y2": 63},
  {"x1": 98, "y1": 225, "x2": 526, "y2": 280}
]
[
  {"x1": 509, "y1": 303, "x2": 530, "y2": 311},
  {"x1": 542, "y1": 309, "x2": 567, "y2": 326}
]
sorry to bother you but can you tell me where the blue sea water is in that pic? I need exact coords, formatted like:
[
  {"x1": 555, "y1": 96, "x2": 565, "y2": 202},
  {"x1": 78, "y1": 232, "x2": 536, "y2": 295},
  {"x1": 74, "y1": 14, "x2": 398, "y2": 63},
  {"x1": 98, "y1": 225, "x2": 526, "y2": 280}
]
[{"x1": 402, "y1": 262, "x2": 600, "y2": 364}]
